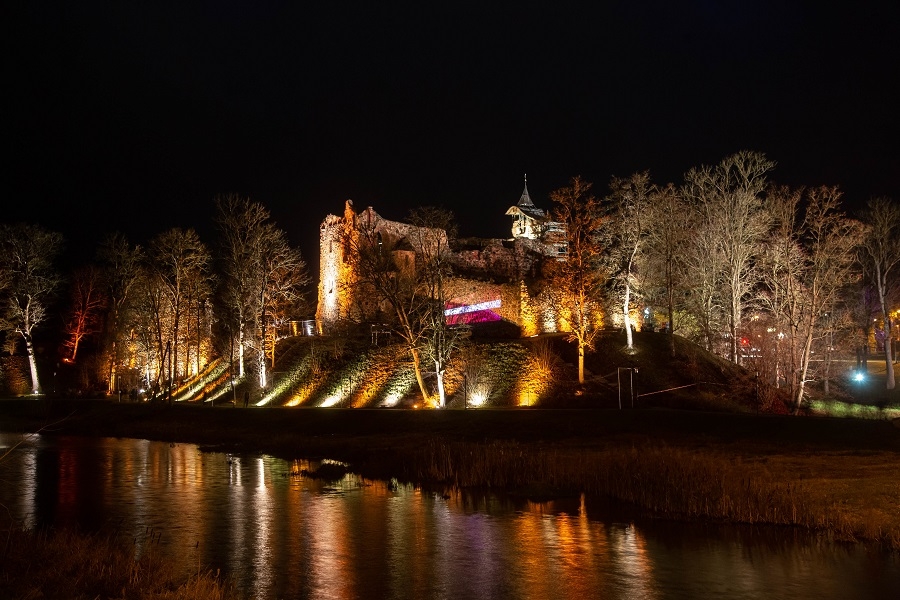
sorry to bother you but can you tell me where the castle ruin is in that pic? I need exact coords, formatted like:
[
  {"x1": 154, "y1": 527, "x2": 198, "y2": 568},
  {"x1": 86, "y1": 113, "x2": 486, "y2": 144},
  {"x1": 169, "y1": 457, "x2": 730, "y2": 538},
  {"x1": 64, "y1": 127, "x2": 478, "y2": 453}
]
[{"x1": 315, "y1": 180, "x2": 578, "y2": 337}]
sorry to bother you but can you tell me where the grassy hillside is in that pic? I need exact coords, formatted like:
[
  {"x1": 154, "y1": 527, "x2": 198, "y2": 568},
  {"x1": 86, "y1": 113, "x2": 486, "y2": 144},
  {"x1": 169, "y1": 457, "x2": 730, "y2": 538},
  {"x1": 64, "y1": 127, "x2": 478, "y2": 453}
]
[{"x1": 167, "y1": 330, "x2": 781, "y2": 412}]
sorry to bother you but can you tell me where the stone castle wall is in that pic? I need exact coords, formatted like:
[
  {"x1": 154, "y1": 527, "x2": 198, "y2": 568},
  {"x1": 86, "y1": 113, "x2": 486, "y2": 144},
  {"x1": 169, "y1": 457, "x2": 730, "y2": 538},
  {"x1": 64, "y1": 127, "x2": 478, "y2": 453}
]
[{"x1": 316, "y1": 202, "x2": 569, "y2": 336}]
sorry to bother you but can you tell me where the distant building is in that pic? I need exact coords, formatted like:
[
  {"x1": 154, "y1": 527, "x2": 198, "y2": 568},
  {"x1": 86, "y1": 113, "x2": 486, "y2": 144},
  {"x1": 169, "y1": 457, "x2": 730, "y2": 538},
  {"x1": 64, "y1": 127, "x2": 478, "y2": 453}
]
[{"x1": 504, "y1": 176, "x2": 568, "y2": 258}]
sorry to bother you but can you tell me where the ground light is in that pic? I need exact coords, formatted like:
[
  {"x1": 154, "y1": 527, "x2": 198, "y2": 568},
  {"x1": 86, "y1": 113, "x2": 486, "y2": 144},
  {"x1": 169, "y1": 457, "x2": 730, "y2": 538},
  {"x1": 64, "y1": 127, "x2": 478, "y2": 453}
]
[{"x1": 853, "y1": 371, "x2": 866, "y2": 383}]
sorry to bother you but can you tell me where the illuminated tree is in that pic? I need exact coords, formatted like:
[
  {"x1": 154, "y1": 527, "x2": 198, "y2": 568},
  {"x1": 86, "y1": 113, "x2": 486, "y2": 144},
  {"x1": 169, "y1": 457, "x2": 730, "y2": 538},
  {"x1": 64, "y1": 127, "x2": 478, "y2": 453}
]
[
  {"x1": 181, "y1": 261, "x2": 213, "y2": 379},
  {"x1": 350, "y1": 206, "x2": 458, "y2": 405},
  {"x1": 860, "y1": 197, "x2": 900, "y2": 390},
  {"x1": 602, "y1": 170, "x2": 654, "y2": 351},
  {"x1": 760, "y1": 186, "x2": 863, "y2": 410},
  {"x1": 758, "y1": 185, "x2": 804, "y2": 391},
  {"x1": 61, "y1": 265, "x2": 106, "y2": 363},
  {"x1": 215, "y1": 195, "x2": 309, "y2": 389},
  {"x1": 683, "y1": 215, "x2": 728, "y2": 354},
  {"x1": 0, "y1": 223, "x2": 64, "y2": 394},
  {"x1": 546, "y1": 176, "x2": 604, "y2": 384},
  {"x1": 128, "y1": 266, "x2": 165, "y2": 394},
  {"x1": 683, "y1": 151, "x2": 774, "y2": 363},
  {"x1": 97, "y1": 233, "x2": 143, "y2": 393},
  {"x1": 408, "y1": 206, "x2": 463, "y2": 408},
  {"x1": 258, "y1": 225, "x2": 310, "y2": 376},
  {"x1": 643, "y1": 182, "x2": 690, "y2": 357},
  {"x1": 149, "y1": 228, "x2": 211, "y2": 398},
  {"x1": 216, "y1": 195, "x2": 264, "y2": 381}
]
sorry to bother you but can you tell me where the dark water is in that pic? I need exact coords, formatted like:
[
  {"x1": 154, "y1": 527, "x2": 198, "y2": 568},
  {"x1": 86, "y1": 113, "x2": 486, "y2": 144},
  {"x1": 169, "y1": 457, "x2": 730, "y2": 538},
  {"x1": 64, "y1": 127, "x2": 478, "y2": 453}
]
[{"x1": 1, "y1": 434, "x2": 897, "y2": 600}]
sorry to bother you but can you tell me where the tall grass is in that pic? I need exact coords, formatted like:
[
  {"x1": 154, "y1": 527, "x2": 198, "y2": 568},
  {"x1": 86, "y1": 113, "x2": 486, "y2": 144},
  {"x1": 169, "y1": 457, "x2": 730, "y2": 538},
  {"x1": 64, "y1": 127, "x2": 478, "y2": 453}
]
[
  {"x1": 0, "y1": 527, "x2": 235, "y2": 600},
  {"x1": 391, "y1": 439, "x2": 900, "y2": 549},
  {"x1": 809, "y1": 398, "x2": 900, "y2": 420}
]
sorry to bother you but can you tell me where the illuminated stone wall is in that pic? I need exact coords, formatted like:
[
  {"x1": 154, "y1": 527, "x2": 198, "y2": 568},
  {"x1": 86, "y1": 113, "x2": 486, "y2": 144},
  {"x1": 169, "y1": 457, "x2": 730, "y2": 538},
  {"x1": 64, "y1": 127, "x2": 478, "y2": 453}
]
[
  {"x1": 444, "y1": 278, "x2": 520, "y2": 325},
  {"x1": 316, "y1": 203, "x2": 584, "y2": 336},
  {"x1": 450, "y1": 237, "x2": 547, "y2": 281},
  {"x1": 316, "y1": 202, "x2": 359, "y2": 330}
]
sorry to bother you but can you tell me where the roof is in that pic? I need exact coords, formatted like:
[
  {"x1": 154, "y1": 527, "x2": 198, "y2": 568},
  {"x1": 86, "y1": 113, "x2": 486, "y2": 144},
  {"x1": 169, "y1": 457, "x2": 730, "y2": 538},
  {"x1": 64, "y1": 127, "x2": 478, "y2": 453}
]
[
  {"x1": 507, "y1": 176, "x2": 545, "y2": 219},
  {"x1": 518, "y1": 179, "x2": 536, "y2": 208}
]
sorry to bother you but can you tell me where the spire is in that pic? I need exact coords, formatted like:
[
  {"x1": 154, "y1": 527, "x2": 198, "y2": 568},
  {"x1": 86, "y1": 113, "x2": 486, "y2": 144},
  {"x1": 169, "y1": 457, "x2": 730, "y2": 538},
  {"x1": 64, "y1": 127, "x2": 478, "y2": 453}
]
[{"x1": 518, "y1": 173, "x2": 535, "y2": 208}]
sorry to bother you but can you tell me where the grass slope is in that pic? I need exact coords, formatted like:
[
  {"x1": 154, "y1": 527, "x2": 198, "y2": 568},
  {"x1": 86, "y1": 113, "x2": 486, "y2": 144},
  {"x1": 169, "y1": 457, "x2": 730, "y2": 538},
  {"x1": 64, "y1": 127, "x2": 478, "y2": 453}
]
[{"x1": 170, "y1": 330, "x2": 775, "y2": 411}]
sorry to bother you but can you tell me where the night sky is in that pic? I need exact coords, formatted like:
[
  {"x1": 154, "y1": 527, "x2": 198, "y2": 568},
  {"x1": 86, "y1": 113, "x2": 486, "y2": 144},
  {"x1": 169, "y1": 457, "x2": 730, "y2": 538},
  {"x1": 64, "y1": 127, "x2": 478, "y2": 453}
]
[{"x1": 5, "y1": 2, "x2": 899, "y2": 271}]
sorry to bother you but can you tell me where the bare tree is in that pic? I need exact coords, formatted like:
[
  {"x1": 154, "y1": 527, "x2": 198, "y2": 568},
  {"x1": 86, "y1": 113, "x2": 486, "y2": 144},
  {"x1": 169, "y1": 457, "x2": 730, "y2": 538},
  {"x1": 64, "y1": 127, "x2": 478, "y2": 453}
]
[
  {"x1": 349, "y1": 206, "x2": 458, "y2": 405},
  {"x1": 602, "y1": 171, "x2": 654, "y2": 350},
  {"x1": 546, "y1": 176, "x2": 605, "y2": 384},
  {"x1": 215, "y1": 195, "x2": 309, "y2": 389},
  {"x1": 128, "y1": 266, "x2": 167, "y2": 395},
  {"x1": 408, "y1": 206, "x2": 464, "y2": 407},
  {"x1": 860, "y1": 197, "x2": 900, "y2": 390},
  {"x1": 181, "y1": 261, "x2": 213, "y2": 379},
  {"x1": 680, "y1": 193, "x2": 727, "y2": 354},
  {"x1": 354, "y1": 210, "x2": 428, "y2": 402},
  {"x1": 643, "y1": 182, "x2": 690, "y2": 356},
  {"x1": 97, "y1": 233, "x2": 143, "y2": 393},
  {"x1": 215, "y1": 195, "x2": 267, "y2": 381},
  {"x1": 683, "y1": 151, "x2": 774, "y2": 363},
  {"x1": 149, "y1": 228, "x2": 211, "y2": 399},
  {"x1": 258, "y1": 224, "x2": 310, "y2": 378},
  {"x1": 758, "y1": 185, "x2": 804, "y2": 391},
  {"x1": 761, "y1": 186, "x2": 863, "y2": 410},
  {"x1": 0, "y1": 223, "x2": 64, "y2": 394},
  {"x1": 61, "y1": 265, "x2": 106, "y2": 363}
]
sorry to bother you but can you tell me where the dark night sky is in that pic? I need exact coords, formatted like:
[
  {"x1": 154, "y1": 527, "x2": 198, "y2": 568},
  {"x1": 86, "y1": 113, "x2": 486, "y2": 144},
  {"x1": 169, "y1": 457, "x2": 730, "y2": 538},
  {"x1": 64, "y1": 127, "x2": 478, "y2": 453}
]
[{"x1": 4, "y1": 2, "x2": 899, "y2": 271}]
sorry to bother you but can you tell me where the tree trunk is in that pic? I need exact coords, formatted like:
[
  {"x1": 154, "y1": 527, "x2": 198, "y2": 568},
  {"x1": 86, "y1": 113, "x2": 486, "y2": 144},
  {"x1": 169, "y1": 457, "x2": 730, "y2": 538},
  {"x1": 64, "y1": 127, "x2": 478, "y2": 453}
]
[
  {"x1": 238, "y1": 323, "x2": 246, "y2": 379},
  {"x1": 794, "y1": 331, "x2": 814, "y2": 412},
  {"x1": 667, "y1": 291, "x2": 676, "y2": 358},
  {"x1": 877, "y1": 267, "x2": 896, "y2": 389},
  {"x1": 578, "y1": 342, "x2": 585, "y2": 384},
  {"x1": 884, "y1": 318, "x2": 896, "y2": 390},
  {"x1": 257, "y1": 350, "x2": 267, "y2": 389},
  {"x1": 410, "y1": 346, "x2": 429, "y2": 404},
  {"x1": 24, "y1": 333, "x2": 42, "y2": 395},
  {"x1": 259, "y1": 288, "x2": 268, "y2": 388},
  {"x1": 171, "y1": 305, "x2": 180, "y2": 385},
  {"x1": 623, "y1": 281, "x2": 633, "y2": 350},
  {"x1": 435, "y1": 360, "x2": 446, "y2": 407},
  {"x1": 729, "y1": 305, "x2": 739, "y2": 365}
]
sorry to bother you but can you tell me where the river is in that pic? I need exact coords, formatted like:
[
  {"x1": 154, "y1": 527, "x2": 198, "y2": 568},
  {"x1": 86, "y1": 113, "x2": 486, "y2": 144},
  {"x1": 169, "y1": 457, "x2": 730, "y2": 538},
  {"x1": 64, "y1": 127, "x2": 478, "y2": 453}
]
[{"x1": 1, "y1": 433, "x2": 897, "y2": 599}]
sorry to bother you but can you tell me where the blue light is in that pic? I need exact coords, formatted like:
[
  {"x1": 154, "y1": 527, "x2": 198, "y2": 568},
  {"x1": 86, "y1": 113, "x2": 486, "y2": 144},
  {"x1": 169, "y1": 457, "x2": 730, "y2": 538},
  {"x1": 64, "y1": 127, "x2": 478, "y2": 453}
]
[{"x1": 853, "y1": 372, "x2": 865, "y2": 382}]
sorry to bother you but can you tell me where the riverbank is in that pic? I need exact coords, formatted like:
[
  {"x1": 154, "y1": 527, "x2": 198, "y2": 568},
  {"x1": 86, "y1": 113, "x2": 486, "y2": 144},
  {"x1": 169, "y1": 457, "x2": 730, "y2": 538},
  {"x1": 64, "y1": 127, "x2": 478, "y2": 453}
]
[
  {"x1": 0, "y1": 527, "x2": 235, "y2": 600},
  {"x1": 3, "y1": 399, "x2": 900, "y2": 550}
]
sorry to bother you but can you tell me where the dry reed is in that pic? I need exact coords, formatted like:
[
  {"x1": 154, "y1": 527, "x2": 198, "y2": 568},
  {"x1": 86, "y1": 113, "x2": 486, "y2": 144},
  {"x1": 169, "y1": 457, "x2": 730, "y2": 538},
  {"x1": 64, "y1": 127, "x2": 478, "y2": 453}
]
[
  {"x1": 391, "y1": 438, "x2": 900, "y2": 549},
  {"x1": 0, "y1": 527, "x2": 235, "y2": 600}
]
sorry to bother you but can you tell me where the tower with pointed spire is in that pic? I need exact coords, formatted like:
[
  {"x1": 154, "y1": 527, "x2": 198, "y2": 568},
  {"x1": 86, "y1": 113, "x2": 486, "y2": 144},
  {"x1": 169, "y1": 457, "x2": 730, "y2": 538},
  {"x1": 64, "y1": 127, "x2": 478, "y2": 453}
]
[
  {"x1": 505, "y1": 175, "x2": 547, "y2": 239},
  {"x1": 504, "y1": 175, "x2": 567, "y2": 258}
]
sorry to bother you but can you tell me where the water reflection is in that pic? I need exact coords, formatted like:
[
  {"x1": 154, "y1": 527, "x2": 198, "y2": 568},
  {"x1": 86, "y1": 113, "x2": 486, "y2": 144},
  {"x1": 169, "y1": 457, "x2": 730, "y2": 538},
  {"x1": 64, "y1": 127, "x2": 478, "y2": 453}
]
[{"x1": 1, "y1": 433, "x2": 898, "y2": 600}]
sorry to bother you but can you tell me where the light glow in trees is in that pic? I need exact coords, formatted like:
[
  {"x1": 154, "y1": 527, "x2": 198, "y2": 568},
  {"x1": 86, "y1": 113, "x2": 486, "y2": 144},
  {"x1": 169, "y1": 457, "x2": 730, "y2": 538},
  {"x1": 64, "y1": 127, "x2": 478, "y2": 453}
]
[
  {"x1": 861, "y1": 197, "x2": 900, "y2": 390},
  {"x1": 150, "y1": 228, "x2": 211, "y2": 398},
  {"x1": 643, "y1": 183, "x2": 690, "y2": 357},
  {"x1": 215, "y1": 195, "x2": 309, "y2": 390},
  {"x1": 62, "y1": 266, "x2": 106, "y2": 363},
  {"x1": 546, "y1": 176, "x2": 604, "y2": 384},
  {"x1": 603, "y1": 171, "x2": 654, "y2": 351},
  {"x1": 0, "y1": 223, "x2": 63, "y2": 395},
  {"x1": 348, "y1": 205, "x2": 458, "y2": 406},
  {"x1": 408, "y1": 206, "x2": 462, "y2": 408},
  {"x1": 97, "y1": 233, "x2": 143, "y2": 394},
  {"x1": 761, "y1": 186, "x2": 863, "y2": 410},
  {"x1": 683, "y1": 151, "x2": 774, "y2": 363}
]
